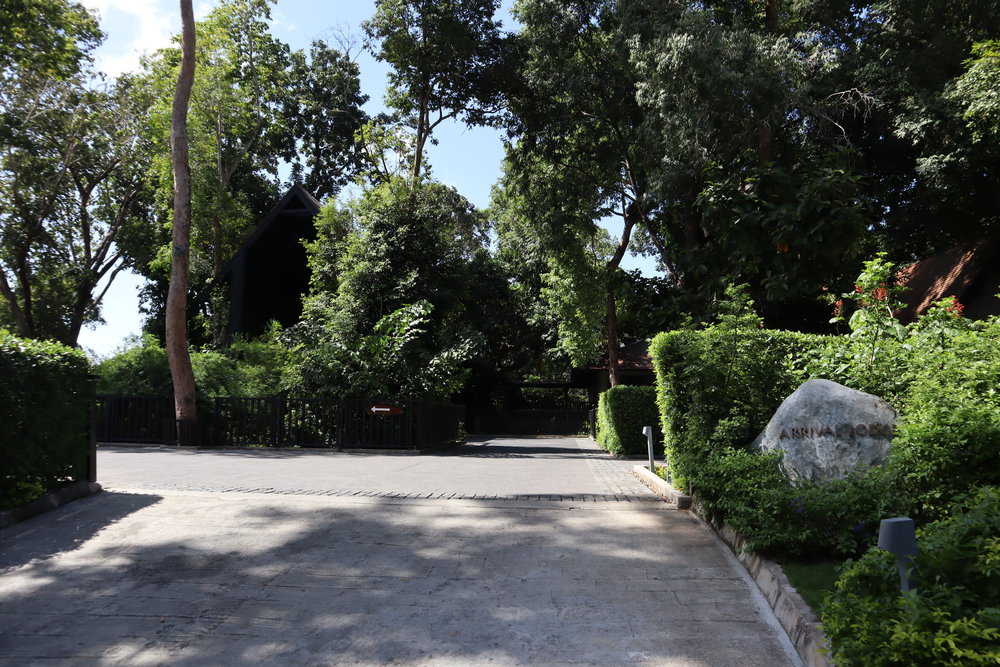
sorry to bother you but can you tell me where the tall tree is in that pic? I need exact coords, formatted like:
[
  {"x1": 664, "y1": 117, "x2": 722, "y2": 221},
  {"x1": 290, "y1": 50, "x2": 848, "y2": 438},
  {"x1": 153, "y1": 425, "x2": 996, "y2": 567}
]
[
  {"x1": 0, "y1": 0, "x2": 155, "y2": 345},
  {"x1": 0, "y1": 75, "x2": 152, "y2": 344},
  {"x1": 504, "y1": 0, "x2": 672, "y2": 384},
  {"x1": 363, "y1": 0, "x2": 507, "y2": 183},
  {"x1": 129, "y1": 0, "x2": 371, "y2": 343},
  {"x1": 504, "y1": 0, "x2": 879, "y2": 344},
  {"x1": 286, "y1": 40, "x2": 369, "y2": 200},
  {"x1": 166, "y1": 0, "x2": 197, "y2": 433}
]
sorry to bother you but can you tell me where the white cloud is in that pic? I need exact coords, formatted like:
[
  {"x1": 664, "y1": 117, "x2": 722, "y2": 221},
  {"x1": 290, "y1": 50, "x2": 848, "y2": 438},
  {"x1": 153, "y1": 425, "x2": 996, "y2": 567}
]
[{"x1": 81, "y1": 0, "x2": 191, "y2": 77}]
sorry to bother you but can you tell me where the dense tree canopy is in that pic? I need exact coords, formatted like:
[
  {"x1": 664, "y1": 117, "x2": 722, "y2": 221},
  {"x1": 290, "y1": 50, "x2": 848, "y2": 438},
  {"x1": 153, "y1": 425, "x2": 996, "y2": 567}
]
[
  {"x1": 364, "y1": 0, "x2": 509, "y2": 181},
  {"x1": 4, "y1": 0, "x2": 998, "y2": 401}
]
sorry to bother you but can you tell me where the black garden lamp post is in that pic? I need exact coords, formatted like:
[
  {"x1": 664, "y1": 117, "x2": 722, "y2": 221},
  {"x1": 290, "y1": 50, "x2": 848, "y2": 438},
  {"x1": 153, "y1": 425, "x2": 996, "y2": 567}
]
[{"x1": 878, "y1": 517, "x2": 918, "y2": 593}]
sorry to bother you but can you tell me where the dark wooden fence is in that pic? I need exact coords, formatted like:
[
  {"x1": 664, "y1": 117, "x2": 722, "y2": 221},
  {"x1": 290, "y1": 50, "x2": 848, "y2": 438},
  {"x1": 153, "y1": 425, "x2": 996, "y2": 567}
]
[
  {"x1": 472, "y1": 408, "x2": 591, "y2": 436},
  {"x1": 97, "y1": 396, "x2": 464, "y2": 450}
]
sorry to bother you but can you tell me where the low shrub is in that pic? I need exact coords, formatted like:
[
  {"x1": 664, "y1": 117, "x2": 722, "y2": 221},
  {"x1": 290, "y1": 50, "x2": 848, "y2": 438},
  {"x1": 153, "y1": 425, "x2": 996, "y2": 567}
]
[
  {"x1": 596, "y1": 385, "x2": 660, "y2": 457},
  {"x1": 822, "y1": 486, "x2": 1000, "y2": 666},
  {"x1": 693, "y1": 449, "x2": 904, "y2": 559},
  {"x1": 96, "y1": 332, "x2": 290, "y2": 399},
  {"x1": 0, "y1": 330, "x2": 92, "y2": 509}
]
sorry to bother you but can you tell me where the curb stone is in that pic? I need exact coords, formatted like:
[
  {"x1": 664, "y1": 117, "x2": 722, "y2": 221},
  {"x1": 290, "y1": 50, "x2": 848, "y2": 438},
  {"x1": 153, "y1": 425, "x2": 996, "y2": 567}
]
[
  {"x1": 632, "y1": 466, "x2": 830, "y2": 667},
  {"x1": 0, "y1": 481, "x2": 103, "y2": 530},
  {"x1": 631, "y1": 464, "x2": 692, "y2": 508},
  {"x1": 711, "y1": 521, "x2": 832, "y2": 667}
]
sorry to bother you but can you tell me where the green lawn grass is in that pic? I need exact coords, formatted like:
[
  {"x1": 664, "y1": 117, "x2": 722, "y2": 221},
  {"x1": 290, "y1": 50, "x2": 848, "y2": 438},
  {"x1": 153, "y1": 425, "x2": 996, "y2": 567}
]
[{"x1": 779, "y1": 559, "x2": 843, "y2": 611}]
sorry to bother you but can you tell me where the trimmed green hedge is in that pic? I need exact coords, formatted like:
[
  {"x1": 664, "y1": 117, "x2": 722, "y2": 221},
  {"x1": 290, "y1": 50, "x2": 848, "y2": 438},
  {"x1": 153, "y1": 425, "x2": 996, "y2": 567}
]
[
  {"x1": 649, "y1": 326, "x2": 829, "y2": 490},
  {"x1": 596, "y1": 385, "x2": 660, "y2": 457},
  {"x1": 0, "y1": 330, "x2": 92, "y2": 509},
  {"x1": 646, "y1": 283, "x2": 1000, "y2": 660}
]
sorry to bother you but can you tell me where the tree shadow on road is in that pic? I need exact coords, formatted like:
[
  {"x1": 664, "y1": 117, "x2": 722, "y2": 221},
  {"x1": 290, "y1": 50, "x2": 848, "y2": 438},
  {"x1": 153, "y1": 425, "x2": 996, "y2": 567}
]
[
  {"x1": 0, "y1": 492, "x2": 162, "y2": 570},
  {"x1": 0, "y1": 491, "x2": 796, "y2": 665}
]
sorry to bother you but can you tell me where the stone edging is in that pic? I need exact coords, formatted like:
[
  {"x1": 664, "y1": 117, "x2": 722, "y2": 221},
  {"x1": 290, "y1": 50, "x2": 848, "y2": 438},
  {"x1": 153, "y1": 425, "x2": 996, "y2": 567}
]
[
  {"x1": 709, "y1": 520, "x2": 831, "y2": 667},
  {"x1": 0, "y1": 481, "x2": 103, "y2": 530},
  {"x1": 631, "y1": 464, "x2": 691, "y2": 508},
  {"x1": 631, "y1": 465, "x2": 830, "y2": 667}
]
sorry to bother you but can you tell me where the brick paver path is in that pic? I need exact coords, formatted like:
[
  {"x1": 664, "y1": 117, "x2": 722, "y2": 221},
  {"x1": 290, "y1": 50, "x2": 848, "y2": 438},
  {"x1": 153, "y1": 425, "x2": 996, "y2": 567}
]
[{"x1": 0, "y1": 437, "x2": 801, "y2": 666}]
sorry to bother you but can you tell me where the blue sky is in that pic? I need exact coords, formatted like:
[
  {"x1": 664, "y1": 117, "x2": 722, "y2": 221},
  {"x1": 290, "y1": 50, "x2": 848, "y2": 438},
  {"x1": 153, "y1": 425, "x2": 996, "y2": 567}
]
[{"x1": 76, "y1": 0, "x2": 656, "y2": 356}]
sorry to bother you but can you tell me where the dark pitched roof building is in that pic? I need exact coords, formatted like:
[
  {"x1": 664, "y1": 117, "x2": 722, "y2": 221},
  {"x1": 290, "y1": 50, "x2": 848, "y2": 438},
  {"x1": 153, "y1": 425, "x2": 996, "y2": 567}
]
[{"x1": 224, "y1": 184, "x2": 321, "y2": 338}]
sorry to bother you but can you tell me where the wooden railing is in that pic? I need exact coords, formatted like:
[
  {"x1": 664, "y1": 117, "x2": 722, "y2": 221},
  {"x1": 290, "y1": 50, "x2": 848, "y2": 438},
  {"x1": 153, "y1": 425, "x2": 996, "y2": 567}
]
[{"x1": 97, "y1": 395, "x2": 465, "y2": 450}]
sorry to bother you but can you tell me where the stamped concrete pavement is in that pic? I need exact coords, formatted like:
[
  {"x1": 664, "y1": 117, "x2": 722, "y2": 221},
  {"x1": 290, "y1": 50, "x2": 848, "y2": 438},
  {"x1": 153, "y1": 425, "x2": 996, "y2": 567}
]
[{"x1": 0, "y1": 437, "x2": 801, "y2": 666}]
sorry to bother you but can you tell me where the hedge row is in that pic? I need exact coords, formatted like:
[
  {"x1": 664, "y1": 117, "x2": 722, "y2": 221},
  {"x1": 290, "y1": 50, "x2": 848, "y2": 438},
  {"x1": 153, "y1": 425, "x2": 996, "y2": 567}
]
[
  {"x1": 646, "y1": 285, "x2": 1000, "y2": 663},
  {"x1": 0, "y1": 330, "x2": 93, "y2": 509},
  {"x1": 649, "y1": 326, "x2": 830, "y2": 490},
  {"x1": 595, "y1": 385, "x2": 660, "y2": 457}
]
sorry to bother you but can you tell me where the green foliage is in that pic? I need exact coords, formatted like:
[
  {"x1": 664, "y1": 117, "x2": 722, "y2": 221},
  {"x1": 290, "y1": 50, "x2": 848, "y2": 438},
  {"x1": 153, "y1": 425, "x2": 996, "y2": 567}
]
[
  {"x1": 291, "y1": 177, "x2": 484, "y2": 401},
  {"x1": 596, "y1": 386, "x2": 660, "y2": 457},
  {"x1": 950, "y1": 41, "x2": 1000, "y2": 143},
  {"x1": 696, "y1": 450, "x2": 904, "y2": 558},
  {"x1": 822, "y1": 487, "x2": 1000, "y2": 666},
  {"x1": 539, "y1": 246, "x2": 609, "y2": 368},
  {"x1": 96, "y1": 330, "x2": 288, "y2": 398},
  {"x1": 364, "y1": 0, "x2": 507, "y2": 179},
  {"x1": 695, "y1": 156, "x2": 867, "y2": 302},
  {"x1": 887, "y1": 319, "x2": 1000, "y2": 523},
  {"x1": 285, "y1": 301, "x2": 469, "y2": 401},
  {"x1": 1, "y1": 31, "x2": 152, "y2": 345},
  {"x1": 0, "y1": 329, "x2": 91, "y2": 509},
  {"x1": 650, "y1": 285, "x2": 827, "y2": 487},
  {"x1": 285, "y1": 39, "x2": 369, "y2": 200},
  {"x1": 0, "y1": 0, "x2": 102, "y2": 83},
  {"x1": 650, "y1": 279, "x2": 1000, "y2": 561}
]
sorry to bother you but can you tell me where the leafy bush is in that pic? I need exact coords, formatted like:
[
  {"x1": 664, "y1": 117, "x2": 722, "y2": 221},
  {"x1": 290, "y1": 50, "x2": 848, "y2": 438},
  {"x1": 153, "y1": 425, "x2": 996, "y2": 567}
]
[
  {"x1": 284, "y1": 300, "x2": 470, "y2": 400},
  {"x1": 0, "y1": 329, "x2": 92, "y2": 509},
  {"x1": 887, "y1": 318, "x2": 1000, "y2": 523},
  {"x1": 596, "y1": 385, "x2": 660, "y2": 457},
  {"x1": 95, "y1": 334, "x2": 172, "y2": 395},
  {"x1": 822, "y1": 487, "x2": 1000, "y2": 666},
  {"x1": 650, "y1": 286, "x2": 829, "y2": 489},
  {"x1": 694, "y1": 449, "x2": 904, "y2": 559},
  {"x1": 96, "y1": 331, "x2": 289, "y2": 398}
]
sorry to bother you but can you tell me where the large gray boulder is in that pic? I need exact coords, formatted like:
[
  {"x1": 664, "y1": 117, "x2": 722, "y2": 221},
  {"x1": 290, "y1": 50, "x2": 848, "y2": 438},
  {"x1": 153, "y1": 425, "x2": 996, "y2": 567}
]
[{"x1": 754, "y1": 378, "x2": 898, "y2": 482}]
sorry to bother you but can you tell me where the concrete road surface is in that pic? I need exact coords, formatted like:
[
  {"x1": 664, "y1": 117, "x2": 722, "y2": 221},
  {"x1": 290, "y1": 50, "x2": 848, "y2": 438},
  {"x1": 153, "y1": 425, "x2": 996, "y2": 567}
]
[{"x1": 0, "y1": 437, "x2": 801, "y2": 666}]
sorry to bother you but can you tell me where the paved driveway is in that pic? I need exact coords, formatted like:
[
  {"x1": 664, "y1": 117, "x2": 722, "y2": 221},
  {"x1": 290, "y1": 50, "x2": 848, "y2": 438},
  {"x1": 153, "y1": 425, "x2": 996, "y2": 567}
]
[{"x1": 0, "y1": 438, "x2": 800, "y2": 666}]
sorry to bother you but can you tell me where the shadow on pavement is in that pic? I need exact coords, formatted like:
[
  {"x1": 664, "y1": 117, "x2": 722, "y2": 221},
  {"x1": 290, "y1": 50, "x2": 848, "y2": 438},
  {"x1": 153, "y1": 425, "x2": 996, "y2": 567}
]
[
  {"x1": 0, "y1": 492, "x2": 162, "y2": 570},
  {"x1": 0, "y1": 491, "x2": 793, "y2": 665}
]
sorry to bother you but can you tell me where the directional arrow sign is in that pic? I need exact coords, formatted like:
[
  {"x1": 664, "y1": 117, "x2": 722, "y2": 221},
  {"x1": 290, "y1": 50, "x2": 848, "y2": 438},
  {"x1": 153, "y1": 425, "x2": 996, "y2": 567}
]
[{"x1": 367, "y1": 404, "x2": 403, "y2": 416}]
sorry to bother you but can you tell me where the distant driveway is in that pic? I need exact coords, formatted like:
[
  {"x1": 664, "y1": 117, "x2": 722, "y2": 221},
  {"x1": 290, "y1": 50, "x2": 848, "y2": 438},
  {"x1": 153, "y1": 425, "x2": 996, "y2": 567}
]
[
  {"x1": 0, "y1": 438, "x2": 800, "y2": 665},
  {"x1": 94, "y1": 436, "x2": 648, "y2": 500}
]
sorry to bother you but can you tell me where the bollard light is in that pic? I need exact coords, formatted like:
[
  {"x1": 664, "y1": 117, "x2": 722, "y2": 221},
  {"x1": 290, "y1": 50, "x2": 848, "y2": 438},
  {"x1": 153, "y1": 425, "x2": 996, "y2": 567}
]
[
  {"x1": 878, "y1": 517, "x2": 918, "y2": 593},
  {"x1": 642, "y1": 426, "x2": 655, "y2": 476}
]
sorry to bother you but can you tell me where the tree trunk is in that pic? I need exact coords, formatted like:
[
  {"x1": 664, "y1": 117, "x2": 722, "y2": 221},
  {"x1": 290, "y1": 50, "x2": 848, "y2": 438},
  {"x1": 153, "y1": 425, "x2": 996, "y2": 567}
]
[
  {"x1": 606, "y1": 286, "x2": 621, "y2": 387},
  {"x1": 764, "y1": 0, "x2": 779, "y2": 33},
  {"x1": 166, "y1": 0, "x2": 198, "y2": 440},
  {"x1": 606, "y1": 202, "x2": 639, "y2": 387},
  {"x1": 759, "y1": 0, "x2": 779, "y2": 164}
]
